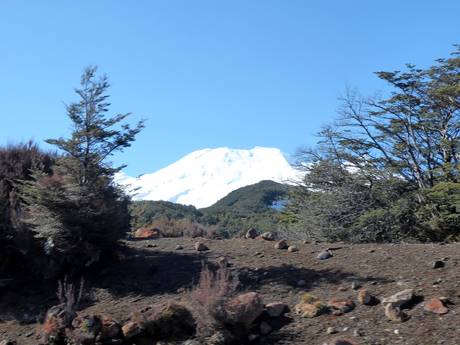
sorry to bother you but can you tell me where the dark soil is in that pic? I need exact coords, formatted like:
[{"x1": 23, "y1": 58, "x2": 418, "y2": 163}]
[{"x1": 1, "y1": 238, "x2": 459, "y2": 344}]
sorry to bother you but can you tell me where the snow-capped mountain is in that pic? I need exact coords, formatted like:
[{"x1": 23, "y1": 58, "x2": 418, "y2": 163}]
[{"x1": 116, "y1": 147, "x2": 300, "y2": 208}]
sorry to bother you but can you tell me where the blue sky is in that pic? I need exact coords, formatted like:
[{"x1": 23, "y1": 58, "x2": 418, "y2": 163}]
[{"x1": 0, "y1": 1, "x2": 459, "y2": 175}]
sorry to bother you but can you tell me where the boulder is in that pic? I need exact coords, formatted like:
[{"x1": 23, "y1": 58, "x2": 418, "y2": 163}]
[
  {"x1": 316, "y1": 250, "x2": 333, "y2": 260},
  {"x1": 245, "y1": 228, "x2": 258, "y2": 239},
  {"x1": 288, "y1": 245, "x2": 299, "y2": 252},
  {"x1": 41, "y1": 304, "x2": 75, "y2": 342},
  {"x1": 274, "y1": 240, "x2": 288, "y2": 250},
  {"x1": 424, "y1": 298, "x2": 449, "y2": 315},
  {"x1": 217, "y1": 256, "x2": 229, "y2": 267},
  {"x1": 194, "y1": 242, "x2": 209, "y2": 251},
  {"x1": 260, "y1": 232, "x2": 275, "y2": 241},
  {"x1": 381, "y1": 289, "x2": 414, "y2": 308},
  {"x1": 327, "y1": 299, "x2": 355, "y2": 315},
  {"x1": 175, "y1": 245, "x2": 184, "y2": 250},
  {"x1": 134, "y1": 227, "x2": 161, "y2": 239},
  {"x1": 265, "y1": 302, "x2": 288, "y2": 318},
  {"x1": 225, "y1": 292, "x2": 264, "y2": 328},
  {"x1": 143, "y1": 303, "x2": 196, "y2": 340}
]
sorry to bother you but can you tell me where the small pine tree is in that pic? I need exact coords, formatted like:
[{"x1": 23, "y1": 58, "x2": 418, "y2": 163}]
[{"x1": 20, "y1": 66, "x2": 144, "y2": 274}]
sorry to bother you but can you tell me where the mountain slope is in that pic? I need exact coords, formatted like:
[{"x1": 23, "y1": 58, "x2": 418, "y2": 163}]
[{"x1": 117, "y1": 146, "x2": 299, "y2": 208}]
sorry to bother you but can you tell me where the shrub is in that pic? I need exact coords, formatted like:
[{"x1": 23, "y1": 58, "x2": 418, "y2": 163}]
[{"x1": 0, "y1": 141, "x2": 56, "y2": 275}]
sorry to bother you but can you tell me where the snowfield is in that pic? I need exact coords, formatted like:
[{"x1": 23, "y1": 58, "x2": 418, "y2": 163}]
[{"x1": 115, "y1": 146, "x2": 301, "y2": 208}]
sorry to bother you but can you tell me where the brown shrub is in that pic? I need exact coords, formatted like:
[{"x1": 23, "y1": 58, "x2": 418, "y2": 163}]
[{"x1": 190, "y1": 262, "x2": 236, "y2": 337}]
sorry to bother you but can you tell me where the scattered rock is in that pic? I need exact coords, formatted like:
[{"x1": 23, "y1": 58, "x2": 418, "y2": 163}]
[
  {"x1": 245, "y1": 228, "x2": 258, "y2": 239},
  {"x1": 295, "y1": 301, "x2": 327, "y2": 318},
  {"x1": 381, "y1": 289, "x2": 414, "y2": 308},
  {"x1": 194, "y1": 242, "x2": 209, "y2": 251},
  {"x1": 288, "y1": 245, "x2": 299, "y2": 252},
  {"x1": 260, "y1": 232, "x2": 275, "y2": 241},
  {"x1": 431, "y1": 260, "x2": 445, "y2": 269},
  {"x1": 357, "y1": 289, "x2": 373, "y2": 305},
  {"x1": 384, "y1": 303, "x2": 408, "y2": 322},
  {"x1": 134, "y1": 227, "x2": 161, "y2": 239},
  {"x1": 274, "y1": 240, "x2": 288, "y2": 250},
  {"x1": 317, "y1": 250, "x2": 333, "y2": 260},
  {"x1": 265, "y1": 302, "x2": 288, "y2": 318},
  {"x1": 327, "y1": 299, "x2": 355, "y2": 315},
  {"x1": 226, "y1": 292, "x2": 264, "y2": 328},
  {"x1": 175, "y1": 245, "x2": 184, "y2": 250},
  {"x1": 424, "y1": 298, "x2": 449, "y2": 315},
  {"x1": 122, "y1": 321, "x2": 143, "y2": 339}
]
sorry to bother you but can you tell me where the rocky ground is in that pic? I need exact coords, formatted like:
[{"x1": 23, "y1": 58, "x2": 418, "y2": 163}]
[{"x1": 0, "y1": 237, "x2": 459, "y2": 344}]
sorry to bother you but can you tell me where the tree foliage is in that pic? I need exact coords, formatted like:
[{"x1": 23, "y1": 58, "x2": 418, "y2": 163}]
[{"x1": 288, "y1": 46, "x2": 460, "y2": 242}]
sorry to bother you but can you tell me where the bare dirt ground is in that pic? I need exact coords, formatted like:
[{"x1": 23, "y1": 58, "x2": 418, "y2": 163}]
[{"x1": 1, "y1": 237, "x2": 459, "y2": 344}]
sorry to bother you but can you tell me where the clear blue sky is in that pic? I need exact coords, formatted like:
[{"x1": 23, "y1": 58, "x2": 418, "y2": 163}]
[{"x1": 0, "y1": 1, "x2": 459, "y2": 175}]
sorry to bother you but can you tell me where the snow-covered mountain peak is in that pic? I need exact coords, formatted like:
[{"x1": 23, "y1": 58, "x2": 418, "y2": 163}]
[{"x1": 116, "y1": 146, "x2": 300, "y2": 208}]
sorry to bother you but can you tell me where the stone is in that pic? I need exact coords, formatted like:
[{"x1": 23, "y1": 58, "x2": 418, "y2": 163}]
[
  {"x1": 0, "y1": 341, "x2": 17, "y2": 345},
  {"x1": 288, "y1": 245, "x2": 299, "y2": 252},
  {"x1": 245, "y1": 228, "x2": 258, "y2": 239},
  {"x1": 147, "y1": 243, "x2": 157, "y2": 248},
  {"x1": 225, "y1": 292, "x2": 264, "y2": 328},
  {"x1": 122, "y1": 321, "x2": 143, "y2": 339},
  {"x1": 357, "y1": 289, "x2": 373, "y2": 305},
  {"x1": 194, "y1": 242, "x2": 209, "y2": 251},
  {"x1": 327, "y1": 299, "x2": 355, "y2": 315},
  {"x1": 424, "y1": 298, "x2": 449, "y2": 315},
  {"x1": 432, "y1": 260, "x2": 445, "y2": 269},
  {"x1": 175, "y1": 245, "x2": 184, "y2": 250},
  {"x1": 382, "y1": 289, "x2": 414, "y2": 308},
  {"x1": 326, "y1": 326, "x2": 338, "y2": 334},
  {"x1": 260, "y1": 231, "x2": 275, "y2": 241},
  {"x1": 265, "y1": 302, "x2": 288, "y2": 318},
  {"x1": 134, "y1": 227, "x2": 161, "y2": 239},
  {"x1": 317, "y1": 250, "x2": 333, "y2": 260},
  {"x1": 384, "y1": 303, "x2": 407, "y2": 322},
  {"x1": 260, "y1": 321, "x2": 272, "y2": 335},
  {"x1": 274, "y1": 240, "x2": 288, "y2": 249},
  {"x1": 295, "y1": 301, "x2": 326, "y2": 318}
]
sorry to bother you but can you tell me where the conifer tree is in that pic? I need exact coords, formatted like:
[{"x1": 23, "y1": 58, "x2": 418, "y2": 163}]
[{"x1": 20, "y1": 66, "x2": 144, "y2": 273}]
